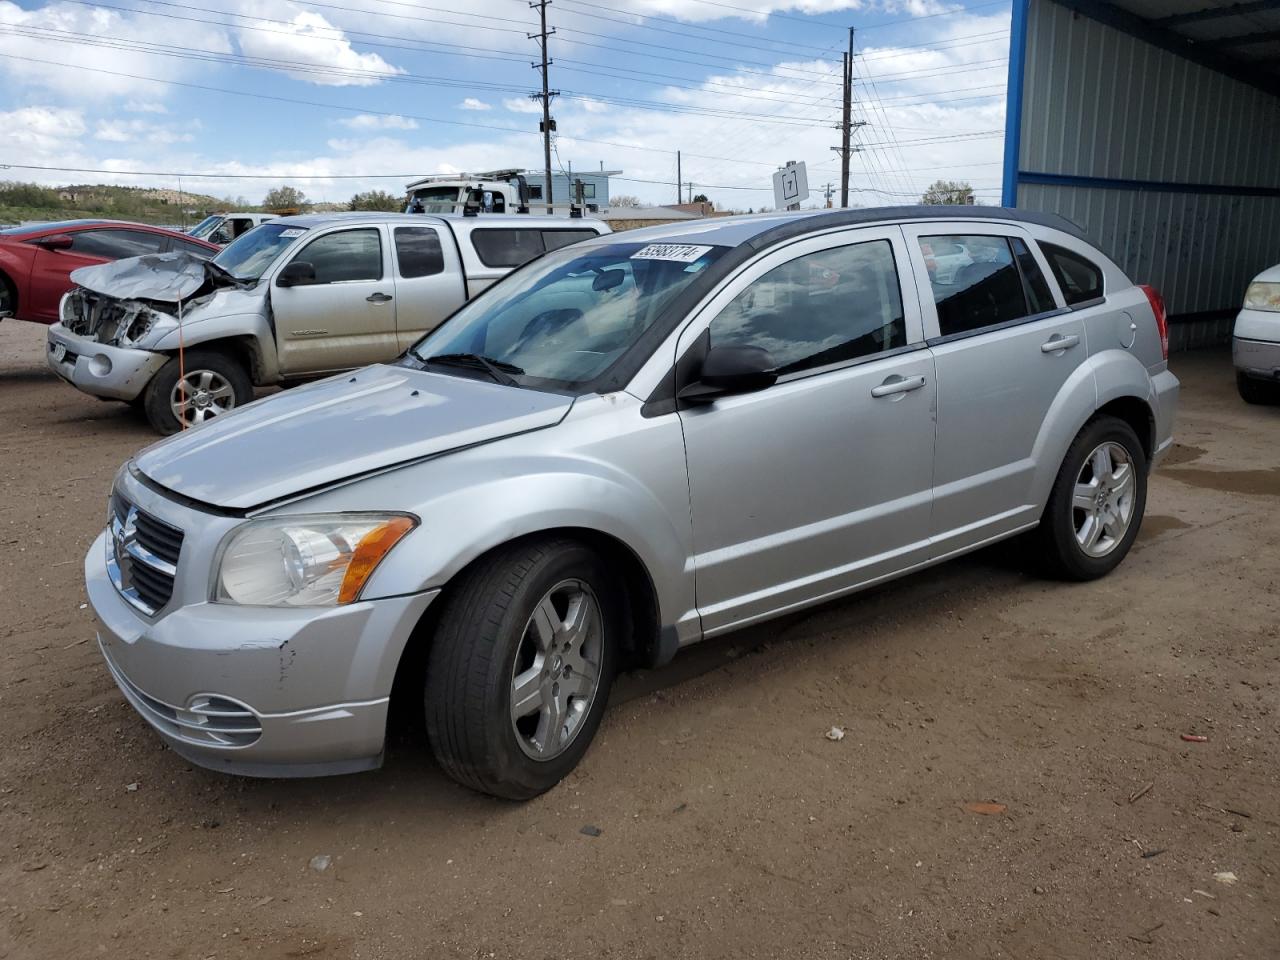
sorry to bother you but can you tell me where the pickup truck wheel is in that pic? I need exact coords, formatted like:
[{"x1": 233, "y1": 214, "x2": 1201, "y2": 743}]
[
  {"x1": 1237, "y1": 372, "x2": 1279, "y2": 405},
  {"x1": 425, "y1": 539, "x2": 619, "y2": 800},
  {"x1": 1036, "y1": 415, "x2": 1148, "y2": 581},
  {"x1": 142, "y1": 351, "x2": 252, "y2": 435}
]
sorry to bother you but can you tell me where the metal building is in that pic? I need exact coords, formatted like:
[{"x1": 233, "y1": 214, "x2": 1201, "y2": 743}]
[{"x1": 1003, "y1": 0, "x2": 1280, "y2": 349}]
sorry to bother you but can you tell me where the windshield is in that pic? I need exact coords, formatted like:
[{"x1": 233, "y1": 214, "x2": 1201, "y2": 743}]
[
  {"x1": 188, "y1": 215, "x2": 223, "y2": 240},
  {"x1": 411, "y1": 240, "x2": 726, "y2": 389},
  {"x1": 407, "y1": 186, "x2": 462, "y2": 213},
  {"x1": 212, "y1": 223, "x2": 306, "y2": 280}
]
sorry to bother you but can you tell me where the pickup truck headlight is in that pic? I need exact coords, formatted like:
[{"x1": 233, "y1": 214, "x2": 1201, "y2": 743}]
[
  {"x1": 1243, "y1": 282, "x2": 1280, "y2": 312},
  {"x1": 214, "y1": 514, "x2": 416, "y2": 607}
]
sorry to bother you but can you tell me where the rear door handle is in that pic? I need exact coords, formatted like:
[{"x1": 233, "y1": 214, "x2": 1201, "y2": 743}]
[
  {"x1": 871, "y1": 374, "x2": 927, "y2": 398},
  {"x1": 366, "y1": 292, "x2": 393, "y2": 303},
  {"x1": 1041, "y1": 333, "x2": 1080, "y2": 353}
]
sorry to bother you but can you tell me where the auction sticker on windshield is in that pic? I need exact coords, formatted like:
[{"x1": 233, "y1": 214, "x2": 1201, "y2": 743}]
[
  {"x1": 279, "y1": 229, "x2": 306, "y2": 239},
  {"x1": 631, "y1": 243, "x2": 713, "y2": 263}
]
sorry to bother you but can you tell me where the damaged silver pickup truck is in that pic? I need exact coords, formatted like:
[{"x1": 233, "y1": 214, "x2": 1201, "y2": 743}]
[{"x1": 46, "y1": 212, "x2": 609, "y2": 433}]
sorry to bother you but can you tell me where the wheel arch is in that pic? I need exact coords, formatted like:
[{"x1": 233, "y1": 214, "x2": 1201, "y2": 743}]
[
  {"x1": 0, "y1": 266, "x2": 18, "y2": 318},
  {"x1": 150, "y1": 316, "x2": 279, "y2": 384}
]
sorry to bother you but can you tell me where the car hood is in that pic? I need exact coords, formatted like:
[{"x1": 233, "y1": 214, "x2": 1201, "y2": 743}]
[
  {"x1": 133, "y1": 363, "x2": 575, "y2": 510},
  {"x1": 71, "y1": 252, "x2": 244, "y2": 305}
]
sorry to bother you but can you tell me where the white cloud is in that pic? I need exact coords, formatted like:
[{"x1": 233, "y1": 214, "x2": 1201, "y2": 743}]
[
  {"x1": 0, "y1": 1, "x2": 232, "y2": 99},
  {"x1": 337, "y1": 113, "x2": 419, "y2": 130},
  {"x1": 459, "y1": 98, "x2": 492, "y2": 112},
  {"x1": 95, "y1": 118, "x2": 197, "y2": 144},
  {"x1": 229, "y1": 2, "x2": 402, "y2": 86},
  {"x1": 124, "y1": 100, "x2": 168, "y2": 115},
  {"x1": 0, "y1": 105, "x2": 85, "y2": 150},
  {"x1": 503, "y1": 97, "x2": 543, "y2": 114}
]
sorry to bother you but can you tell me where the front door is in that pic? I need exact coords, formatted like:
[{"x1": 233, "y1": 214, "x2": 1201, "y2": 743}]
[
  {"x1": 902, "y1": 225, "x2": 1084, "y2": 554},
  {"x1": 270, "y1": 226, "x2": 399, "y2": 375},
  {"x1": 675, "y1": 227, "x2": 937, "y2": 635},
  {"x1": 29, "y1": 227, "x2": 166, "y2": 322}
]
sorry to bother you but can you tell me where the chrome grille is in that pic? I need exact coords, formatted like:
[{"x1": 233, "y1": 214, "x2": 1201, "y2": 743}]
[
  {"x1": 102, "y1": 645, "x2": 262, "y2": 748},
  {"x1": 107, "y1": 493, "x2": 184, "y2": 615}
]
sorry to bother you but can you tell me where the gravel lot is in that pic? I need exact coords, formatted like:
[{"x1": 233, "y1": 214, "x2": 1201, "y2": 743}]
[{"x1": 1, "y1": 318, "x2": 1277, "y2": 959}]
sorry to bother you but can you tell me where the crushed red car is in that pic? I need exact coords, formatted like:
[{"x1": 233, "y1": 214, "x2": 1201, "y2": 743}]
[{"x1": 0, "y1": 220, "x2": 218, "y2": 324}]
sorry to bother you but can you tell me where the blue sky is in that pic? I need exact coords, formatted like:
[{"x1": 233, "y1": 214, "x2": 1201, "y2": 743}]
[{"x1": 0, "y1": 0, "x2": 1012, "y2": 208}]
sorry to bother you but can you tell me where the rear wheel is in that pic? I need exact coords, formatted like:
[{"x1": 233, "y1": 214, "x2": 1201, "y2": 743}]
[
  {"x1": 142, "y1": 350, "x2": 252, "y2": 435},
  {"x1": 1036, "y1": 415, "x2": 1148, "y2": 580},
  {"x1": 1237, "y1": 372, "x2": 1279, "y2": 405},
  {"x1": 425, "y1": 539, "x2": 619, "y2": 799}
]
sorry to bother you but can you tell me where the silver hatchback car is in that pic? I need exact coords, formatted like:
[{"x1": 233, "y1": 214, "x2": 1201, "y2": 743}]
[{"x1": 86, "y1": 207, "x2": 1179, "y2": 798}]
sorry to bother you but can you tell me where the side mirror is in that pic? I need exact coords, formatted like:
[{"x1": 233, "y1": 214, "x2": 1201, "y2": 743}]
[
  {"x1": 276, "y1": 260, "x2": 317, "y2": 287},
  {"x1": 679, "y1": 344, "x2": 777, "y2": 403},
  {"x1": 34, "y1": 234, "x2": 74, "y2": 251}
]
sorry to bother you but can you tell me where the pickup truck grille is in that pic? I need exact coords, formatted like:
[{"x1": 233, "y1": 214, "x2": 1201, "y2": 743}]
[{"x1": 107, "y1": 492, "x2": 184, "y2": 615}]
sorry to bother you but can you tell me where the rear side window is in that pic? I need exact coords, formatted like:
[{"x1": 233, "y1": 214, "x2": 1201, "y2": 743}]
[
  {"x1": 709, "y1": 238, "x2": 907, "y2": 376},
  {"x1": 542, "y1": 229, "x2": 599, "y2": 253},
  {"x1": 394, "y1": 226, "x2": 445, "y2": 278},
  {"x1": 471, "y1": 229, "x2": 544, "y2": 268},
  {"x1": 293, "y1": 228, "x2": 382, "y2": 283},
  {"x1": 1040, "y1": 242, "x2": 1104, "y2": 305},
  {"x1": 920, "y1": 234, "x2": 1039, "y2": 338},
  {"x1": 70, "y1": 229, "x2": 167, "y2": 260},
  {"x1": 1010, "y1": 237, "x2": 1055, "y2": 314}
]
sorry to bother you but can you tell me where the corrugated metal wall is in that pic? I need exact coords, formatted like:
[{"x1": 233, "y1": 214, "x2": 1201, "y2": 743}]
[{"x1": 1016, "y1": 1, "x2": 1280, "y2": 345}]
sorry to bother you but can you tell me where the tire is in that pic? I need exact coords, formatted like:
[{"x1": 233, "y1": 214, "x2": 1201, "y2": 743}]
[
  {"x1": 141, "y1": 349, "x2": 252, "y2": 435},
  {"x1": 1237, "y1": 372, "x2": 1279, "y2": 405},
  {"x1": 425, "y1": 538, "x2": 620, "y2": 800},
  {"x1": 1035, "y1": 415, "x2": 1148, "y2": 581},
  {"x1": 0, "y1": 272, "x2": 15, "y2": 319}
]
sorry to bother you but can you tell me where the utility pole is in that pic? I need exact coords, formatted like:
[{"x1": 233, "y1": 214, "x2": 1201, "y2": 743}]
[
  {"x1": 529, "y1": 0, "x2": 557, "y2": 215},
  {"x1": 676, "y1": 150, "x2": 681, "y2": 205},
  {"x1": 830, "y1": 27, "x2": 865, "y2": 208}
]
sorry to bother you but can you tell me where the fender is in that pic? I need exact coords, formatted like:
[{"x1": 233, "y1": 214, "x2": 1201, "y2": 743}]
[
  {"x1": 291, "y1": 396, "x2": 699, "y2": 644},
  {"x1": 150, "y1": 311, "x2": 282, "y2": 383},
  {"x1": 1028, "y1": 347, "x2": 1155, "y2": 510}
]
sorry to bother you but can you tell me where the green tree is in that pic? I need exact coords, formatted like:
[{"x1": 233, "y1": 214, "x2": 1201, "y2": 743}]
[
  {"x1": 921, "y1": 180, "x2": 974, "y2": 205},
  {"x1": 349, "y1": 189, "x2": 403, "y2": 212},
  {"x1": 692, "y1": 193, "x2": 711, "y2": 205},
  {"x1": 262, "y1": 185, "x2": 309, "y2": 211}
]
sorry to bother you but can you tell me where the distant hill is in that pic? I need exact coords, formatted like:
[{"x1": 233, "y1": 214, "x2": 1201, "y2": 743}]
[{"x1": 0, "y1": 181, "x2": 251, "y2": 227}]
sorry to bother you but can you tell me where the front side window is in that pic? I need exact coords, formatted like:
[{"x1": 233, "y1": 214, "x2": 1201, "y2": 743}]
[
  {"x1": 1040, "y1": 242, "x2": 1104, "y2": 305},
  {"x1": 394, "y1": 226, "x2": 445, "y2": 278},
  {"x1": 710, "y1": 239, "x2": 907, "y2": 375},
  {"x1": 70, "y1": 229, "x2": 167, "y2": 260},
  {"x1": 412, "y1": 240, "x2": 726, "y2": 389},
  {"x1": 920, "y1": 234, "x2": 1035, "y2": 337},
  {"x1": 471, "y1": 228, "x2": 545, "y2": 268},
  {"x1": 173, "y1": 237, "x2": 216, "y2": 259},
  {"x1": 291, "y1": 228, "x2": 382, "y2": 284},
  {"x1": 213, "y1": 223, "x2": 307, "y2": 280}
]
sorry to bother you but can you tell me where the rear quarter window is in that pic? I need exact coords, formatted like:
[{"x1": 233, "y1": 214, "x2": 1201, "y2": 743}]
[
  {"x1": 471, "y1": 229, "x2": 545, "y2": 268},
  {"x1": 1039, "y1": 242, "x2": 1104, "y2": 306}
]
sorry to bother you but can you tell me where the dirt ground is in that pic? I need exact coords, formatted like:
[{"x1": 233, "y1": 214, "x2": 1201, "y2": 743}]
[{"x1": 0, "y1": 318, "x2": 1276, "y2": 960}]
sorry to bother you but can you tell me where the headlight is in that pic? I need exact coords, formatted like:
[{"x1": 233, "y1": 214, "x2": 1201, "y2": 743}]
[
  {"x1": 1243, "y1": 281, "x2": 1280, "y2": 312},
  {"x1": 213, "y1": 513, "x2": 416, "y2": 607}
]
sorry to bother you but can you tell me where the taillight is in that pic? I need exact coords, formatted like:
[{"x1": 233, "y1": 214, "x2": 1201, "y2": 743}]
[{"x1": 1139, "y1": 284, "x2": 1168, "y2": 360}]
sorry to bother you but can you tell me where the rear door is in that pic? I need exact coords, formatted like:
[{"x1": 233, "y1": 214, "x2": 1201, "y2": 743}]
[
  {"x1": 27, "y1": 227, "x2": 167, "y2": 322},
  {"x1": 900, "y1": 223, "x2": 1080, "y2": 554},
  {"x1": 270, "y1": 225, "x2": 399, "y2": 375},
  {"x1": 390, "y1": 224, "x2": 466, "y2": 350}
]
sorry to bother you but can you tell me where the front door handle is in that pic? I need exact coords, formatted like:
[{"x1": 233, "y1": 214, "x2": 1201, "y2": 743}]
[
  {"x1": 871, "y1": 374, "x2": 927, "y2": 399},
  {"x1": 1041, "y1": 333, "x2": 1080, "y2": 353},
  {"x1": 366, "y1": 292, "x2": 393, "y2": 304}
]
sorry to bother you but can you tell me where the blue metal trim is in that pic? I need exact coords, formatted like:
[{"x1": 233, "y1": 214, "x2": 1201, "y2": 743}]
[
  {"x1": 1002, "y1": 0, "x2": 1031, "y2": 208},
  {"x1": 1017, "y1": 170, "x2": 1280, "y2": 198}
]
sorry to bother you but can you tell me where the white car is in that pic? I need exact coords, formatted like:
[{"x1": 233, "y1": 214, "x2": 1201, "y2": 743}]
[{"x1": 1233, "y1": 263, "x2": 1280, "y2": 404}]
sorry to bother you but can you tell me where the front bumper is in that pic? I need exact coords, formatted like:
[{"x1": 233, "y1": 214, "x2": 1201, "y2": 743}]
[
  {"x1": 87, "y1": 531, "x2": 438, "y2": 777},
  {"x1": 1233, "y1": 335, "x2": 1280, "y2": 381},
  {"x1": 46, "y1": 322, "x2": 168, "y2": 402}
]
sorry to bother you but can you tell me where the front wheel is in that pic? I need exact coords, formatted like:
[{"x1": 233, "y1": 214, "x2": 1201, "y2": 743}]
[
  {"x1": 1035, "y1": 415, "x2": 1148, "y2": 581},
  {"x1": 142, "y1": 350, "x2": 252, "y2": 435},
  {"x1": 425, "y1": 539, "x2": 619, "y2": 799}
]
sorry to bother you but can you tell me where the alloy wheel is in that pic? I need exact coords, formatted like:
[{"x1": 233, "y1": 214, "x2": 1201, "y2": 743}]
[
  {"x1": 170, "y1": 369, "x2": 236, "y2": 426},
  {"x1": 509, "y1": 579, "x2": 604, "y2": 761},
  {"x1": 1071, "y1": 441, "x2": 1136, "y2": 558}
]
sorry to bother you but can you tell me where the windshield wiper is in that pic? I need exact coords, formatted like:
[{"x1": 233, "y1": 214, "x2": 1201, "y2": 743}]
[{"x1": 424, "y1": 352, "x2": 523, "y2": 387}]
